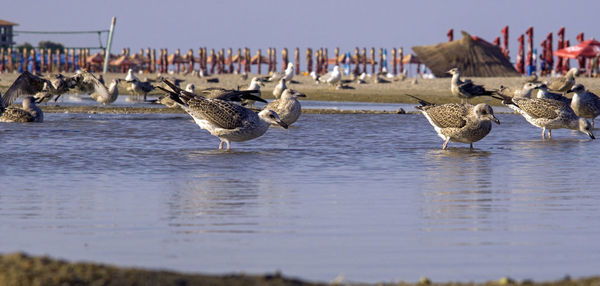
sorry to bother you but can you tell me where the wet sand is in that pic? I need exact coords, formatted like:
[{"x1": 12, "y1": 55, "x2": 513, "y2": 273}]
[
  {"x1": 2, "y1": 72, "x2": 600, "y2": 106},
  {"x1": 1, "y1": 253, "x2": 598, "y2": 286}
]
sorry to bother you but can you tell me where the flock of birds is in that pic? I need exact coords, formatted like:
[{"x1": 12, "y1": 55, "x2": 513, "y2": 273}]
[
  {"x1": 414, "y1": 67, "x2": 598, "y2": 150},
  {"x1": 0, "y1": 64, "x2": 599, "y2": 151}
]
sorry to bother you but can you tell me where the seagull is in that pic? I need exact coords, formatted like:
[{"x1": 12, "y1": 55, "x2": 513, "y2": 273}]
[
  {"x1": 0, "y1": 96, "x2": 43, "y2": 123},
  {"x1": 536, "y1": 83, "x2": 571, "y2": 104},
  {"x1": 185, "y1": 83, "x2": 195, "y2": 93},
  {"x1": 282, "y1": 62, "x2": 294, "y2": 82},
  {"x1": 569, "y1": 84, "x2": 600, "y2": 127},
  {"x1": 500, "y1": 95, "x2": 594, "y2": 140},
  {"x1": 273, "y1": 78, "x2": 287, "y2": 99},
  {"x1": 199, "y1": 87, "x2": 267, "y2": 103},
  {"x1": 326, "y1": 65, "x2": 342, "y2": 89},
  {"x1": 448, "y1": 68, "x2": 496, "y2": 103},
  {"x1": 244, "y1": 77, "x2": 265, "y2": 107},
  {"x1": 498, "y1": 82, "x2": 539, "y2": 99},
  {"x1": 409, "y1": 95, "x2": 500, "y2": 150},
  {"x1": 3, "y1": 71, "x2": 77, "y2": 105},
  {"x1": 310, "y1": 71, "x2": 320, "y2": 84},
  {"x1": 356, "y1": 72, "x2": 367, "y2": 84},
  {"x1": 160, "y1": 79, "x2": 288, "y2": 150},
  {"x1": 125, "y1": 68, "x2": 139, "y2": 82},
  {"x1": 73, "y1": 71, "x2": 121, "y2": 105},
  {"x1": 127, "y1": 77, "x2": 155, "y2": 102},
  {"x1": 263, "y1": 88, "x2": 306, "y2": 126},
  {"x1": 547, "y1": 67, "x2": 578, "y2": 93}
]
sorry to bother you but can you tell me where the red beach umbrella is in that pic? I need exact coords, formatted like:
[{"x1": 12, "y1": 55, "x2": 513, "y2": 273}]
[{"x1": 553, "y1": 39, "x2": 600, "y2": 59}]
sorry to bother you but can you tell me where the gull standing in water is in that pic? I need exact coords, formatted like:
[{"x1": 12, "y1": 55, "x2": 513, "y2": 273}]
[
  {"x1": 569, "y1": 84, "x2": 600, "y2": 127},
  {"x1": 0, "y1": 96, "x2": 43, "y2": 123},
  {"x1": 448, "y1": 68, "x2": 496, "y2": 103},
  {"x1": 500, "y1": 96, "x2": 594, "y2": 140},
  {"x1": 409, "y1": 95, "x2": 500, "y2": 150},
  {"x1": 264, "y1": 89, "x2": 306, "y2": 126},
  {"x1": 160, "y1": 79, "x2": 288, "y2": 150}
]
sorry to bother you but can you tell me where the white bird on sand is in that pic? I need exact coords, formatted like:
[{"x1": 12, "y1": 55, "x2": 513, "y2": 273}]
[
  {"x1": 283, "y1": 62, "x2": 294, "y2": 82},
  {"x1": 273, "y1": 78, "x2": 287, "y2": 99},
  {"x1": 409, "y1": 95, "x2": 500, "y2": 150},
  {"x1": 264, "y1": 89, "x2": 306, "y2": 126},
  {"x1": 326, "y1": 65, "x2": 342, "y2": 89},
  {"x1": 161, "y1": 79, "x2": 288, "y2": 150},
  {"x1": 569, "y1": 84, "x2": 600, "y2": 127},
  {"x1": 244, "y1": 77, "x2": 264, "y2": 107},
  {"x1": 0, "y1": 96, "x2": 43, "y2": 123},
  {"x1": 310, "y1": 71, "x2": 320, "y2": 84},
  {"x1": 500, "y1": 95, "x2": 594, "y2": 140}
]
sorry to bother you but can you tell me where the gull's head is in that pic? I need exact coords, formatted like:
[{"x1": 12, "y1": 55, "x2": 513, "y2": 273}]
[
  {"x1": 112, "y1": 78, "x2": 122, "y2": 85},
  {"x1": 251, "y1": 77, "x2": 264, "y2": 86},
  {"x1": 523, "y1": 82, "x2": 540, "y2": 91},
  {"x1": 578, "y1": 118, "x2": 595, "y2": 139},
  {"x1": 447, "y1": 68, "x2": 459, "y2": 75},
  {"x1": 333, "y1": 65, "x2": 339, "y2": 72},
  {"x1": 259, "y1": 109, "x2": 288, "y2": 129},
  {"x1": 287, "y1": 62, "x2": 294, "y2": 69},
  {"x1": 281, "y1": 89, "x2": 306, "y2": 99},
  {"x1": 570, "y1": 83, "x2": 585, "y2": 93},
  {"x1": 185, "y1": 83, "x2": 195, "y2": 93},
  {"x1": 474, "y1": 103, "x2": 500, "y2": 124},
  {"x1": 568, "y1": 67, "x2": 579, "y2": 77}
]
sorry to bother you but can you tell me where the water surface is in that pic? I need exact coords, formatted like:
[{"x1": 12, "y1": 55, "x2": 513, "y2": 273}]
[{"x1": 1, "y1": 112, "x2": 599, "y2": 283}]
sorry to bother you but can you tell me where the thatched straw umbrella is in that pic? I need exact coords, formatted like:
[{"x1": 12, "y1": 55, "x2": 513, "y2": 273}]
[{"x1": 412, "y1": 30, "x2": 519, "y2": 77}]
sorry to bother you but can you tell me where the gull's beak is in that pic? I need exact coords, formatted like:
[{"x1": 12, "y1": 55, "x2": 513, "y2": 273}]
[
  {"x1": 492, "y1": 115, "x2": 500, "y2": 125},
  {"x1": 296, "y1": 93, "x2": 306, "y2": 97},
  {"x1": 276, "y1": 119, "x2": 288, "y2": 129},
  {"x1": 588, "y1": 131, "x2": 595, "y2": 140}
]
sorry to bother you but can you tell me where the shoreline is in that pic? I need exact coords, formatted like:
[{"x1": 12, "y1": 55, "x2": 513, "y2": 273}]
[
  {"x1": 2, "y1": 72, "x2": 600, "y2": 106},
  {"x1": 1, "y1": 252, "x2": 598, "y2": 286}
]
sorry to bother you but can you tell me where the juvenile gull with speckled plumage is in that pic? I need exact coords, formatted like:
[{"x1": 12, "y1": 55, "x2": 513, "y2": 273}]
[
  {"x1": 409, "y1": 95, "x2": 500, "y2": 150},
  {"x1": 569, "y1": 84, "x2": 600, "y2": 127},
  {"x1": 264, "y1": 89, "x2": 306, "y2": 126},
  {"x1": 161, "y1": 79, "x2": 287, "y2": 150}
]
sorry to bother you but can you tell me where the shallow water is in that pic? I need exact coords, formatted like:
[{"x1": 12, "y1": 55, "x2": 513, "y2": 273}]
[{"x1": 1, "y1": 111, "x2": 599, "y2": 283}]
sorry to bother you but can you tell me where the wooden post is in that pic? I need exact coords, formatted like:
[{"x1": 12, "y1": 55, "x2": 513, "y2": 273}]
[
  {"x1": 392, "y1": 48, "x2": 397, "y2": 75},
  {"x1": 353, "y1": 47, "x2": 360, "y2": 75},
  {"x1": 70, "y1": 48, "x2": 75, "y2": 72},
  {"x1": 23, "y1": 48, "x2": 29, "y2": 72},
  {"x1": 245, "y1": 47, "x2": 251, "y2": 73},
  {"x1": 315, "y1": 49, "x2": 321, "y2": 74},
  {"x1": 272, "y1": 47, "x2": 276, "y2": 72},
  {"x1": 323, "y1": 48, "x2": 328, "y2": 71},
  {"x1": 55, "y1": 49, "x2": 61, "y2": 72},
  {"x1": 306, "y1": 48, "x2": 313, "y2": 74},
  {"x1": 0, "y1": 48, "x2": 5, "y2": 72},
  {"x1": 379, "y1": 48, "x2": 383, "y2": 73},
  {"x1": 196, "y1": 48, "x2": 202, "y2": 74},
  {"x1": 48, "y1": 48, "x2": 53, "y2": 72},
  {"x1": 209, "y1": 49, "x2": 215, "y2": 74},
  {"x1": 8, "y1": 48, "x2": 14, "y2": 72},
  {"x1": 334, "y1": 47, "x2": 339, "y2": 66},
  {"x1": 40, "y1": 49, "x2": 45, "y2": 72},
  {"x1": 282, "y1": 48, "x2": 288, "y2": 70},
  {"x1": 294, "y1": 47, "x2": 300, "y2": 75},
  {"x1": 31, "y1": 49, "x2": 37, "y2": 73},
  {"x1": 257, "y1": 49, "x2": 262, "y2": 74},
  {"x1": 227, "y1": 48, "x2": 233, "y2": 73},
  {"x1": 188, "y1": 49, "x2": 194, "y2": 73},
  {"x1": 236, "y1": 48, "x2": 242, "y2": 74},
  {"x1": 164, "y1": 48, "x2": 169, "y2": 73},
  {"x1": 361, "y1": 48, "x2": 367, "y2": 73},
  {"x1": 370, "y1": 47, "x2": 375, "y2": 74},
  {"x1": 267, "y1": 48, "x2": 272, "y2": 73},
  {"x1": 398, "y1": 47, "x2": 404, "y2": 74}
]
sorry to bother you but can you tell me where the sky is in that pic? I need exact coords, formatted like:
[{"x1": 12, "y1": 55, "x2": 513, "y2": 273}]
[{"x1": 3, "y1": 0, "x2": 600, "y2": 65}]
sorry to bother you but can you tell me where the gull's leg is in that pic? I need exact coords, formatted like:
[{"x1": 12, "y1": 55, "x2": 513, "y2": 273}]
[
  {"x1": 470, "y1": 143, "x2": 474, "y2": 151},
  {"x1": 548, "y1": 129, "x2": 552, "y2": 139},
  {"x1": 219, "y1": 141, "x2": 224, "y2": 149},
  {"x1": 226, "y1": 140, "x2": 231, "y2": 151},
  {"x1": 542, "y1": 128, "x2": 546, "y2": 139},
  {"x1": 442, "y1": 138, "x2": 450, "y2": 150}
]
